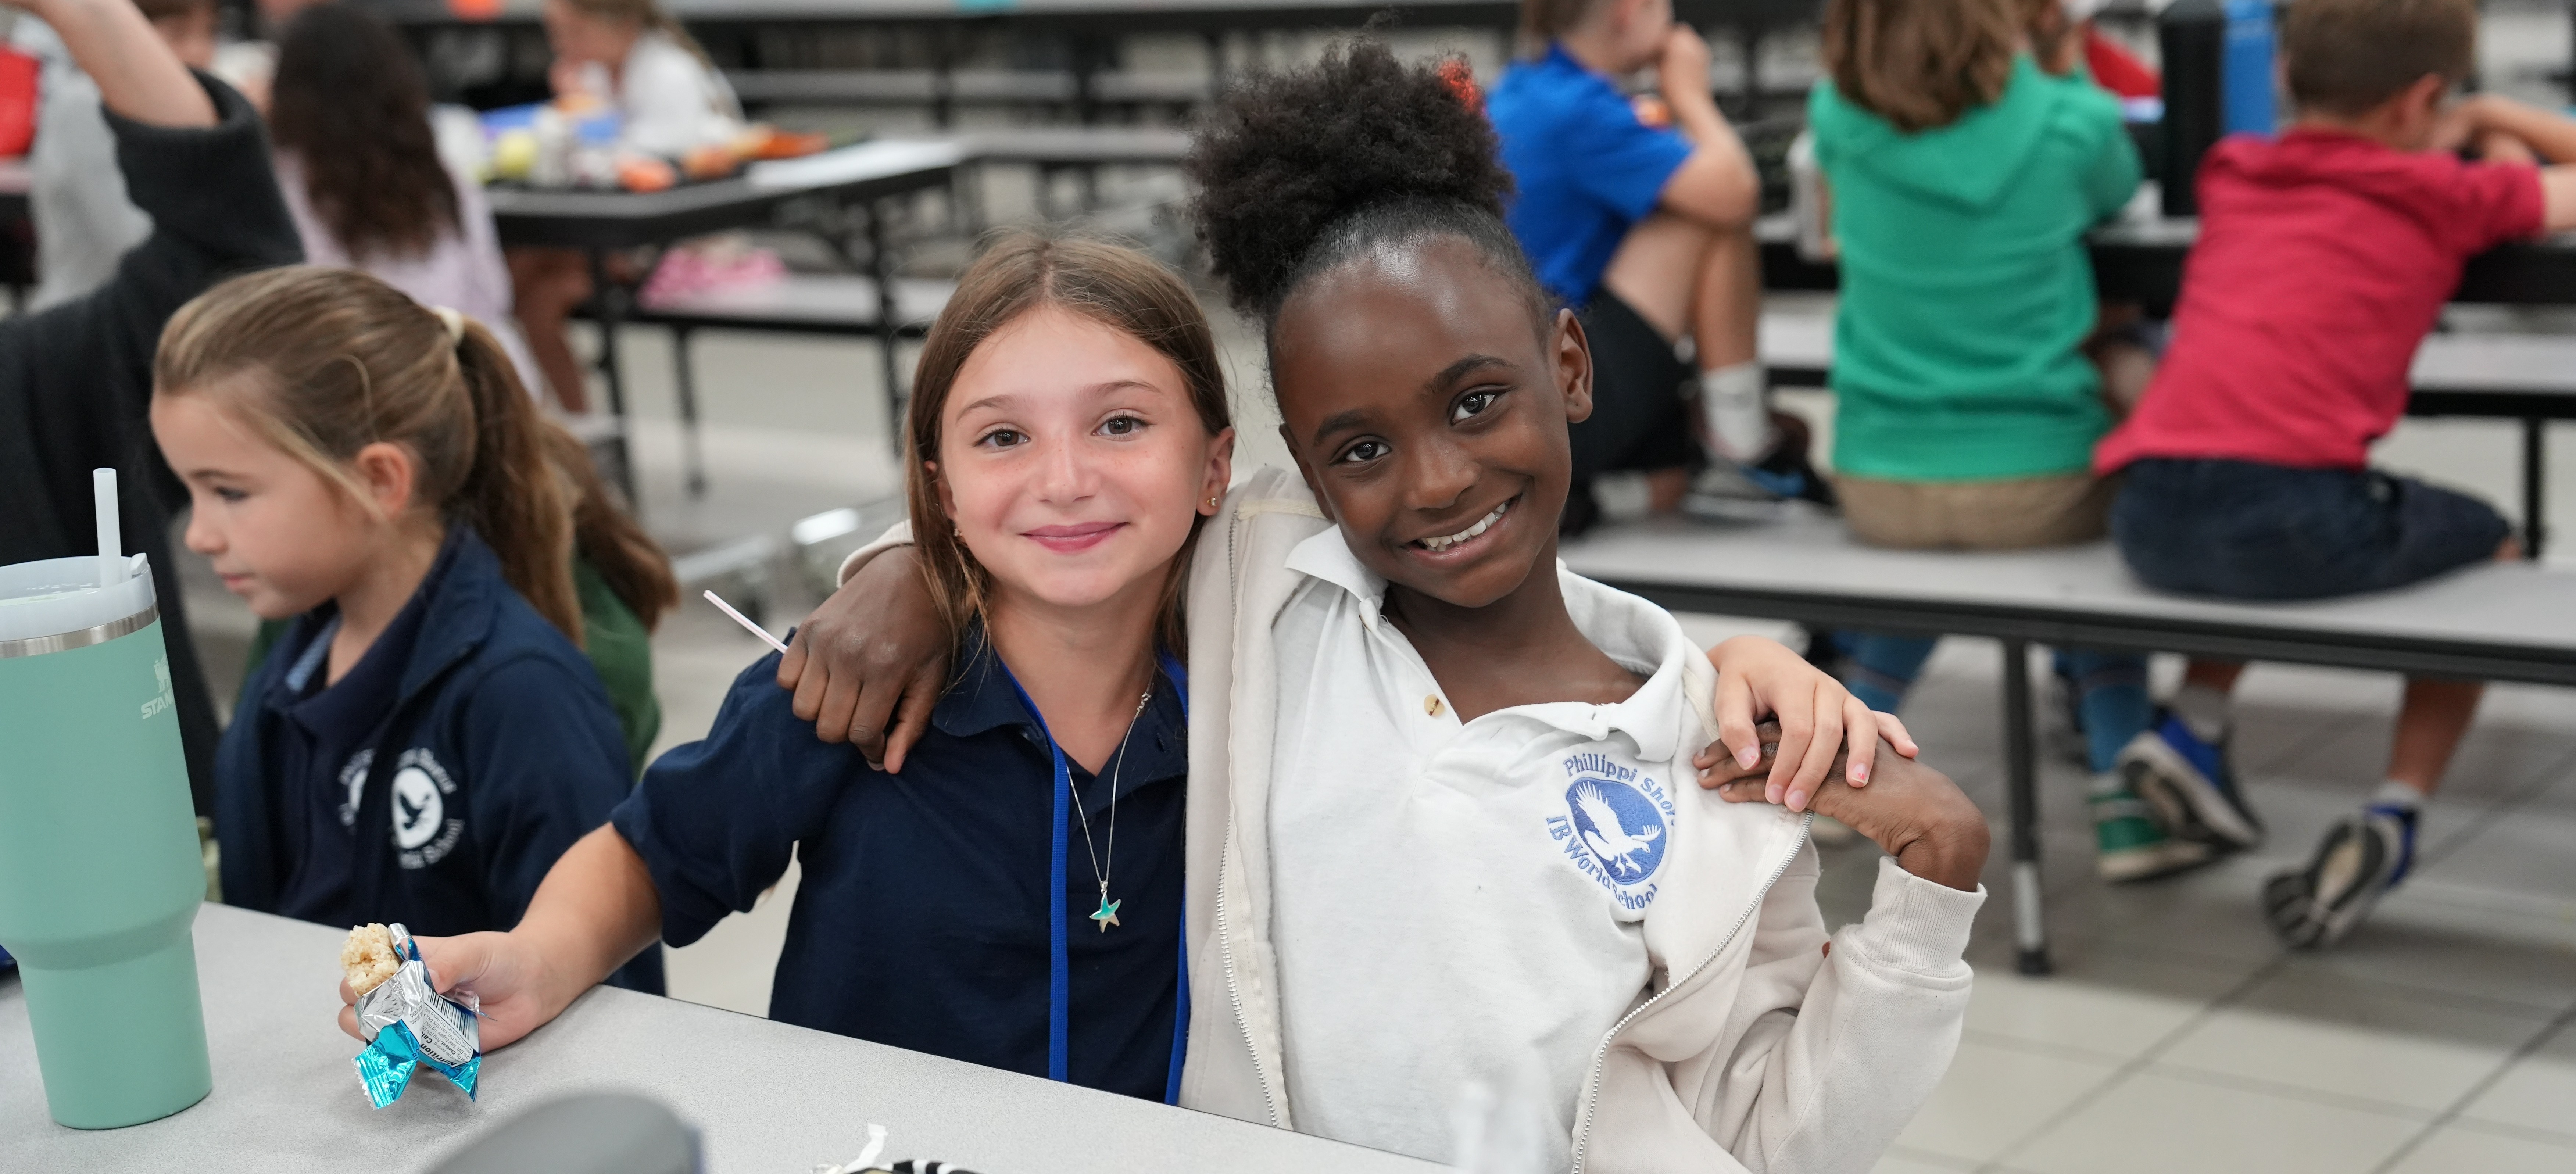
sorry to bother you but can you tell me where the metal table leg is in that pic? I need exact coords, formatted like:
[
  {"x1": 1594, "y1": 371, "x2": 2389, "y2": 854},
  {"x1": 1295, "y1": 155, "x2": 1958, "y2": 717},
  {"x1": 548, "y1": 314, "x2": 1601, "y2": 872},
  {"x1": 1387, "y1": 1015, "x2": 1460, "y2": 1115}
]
[
  {"x1": 2002, "y1": 638, "x2": 2051, "y2": 975},
  {"x1": 2524, "y1": 417, "x2": 2546, "y2": 560},
  {"x1": 585, "y1": 247, "x2": 637, "y2": 505},
  {"x1": 866, "y1": 198, "x2": 905, "y2": 452},
  {"x1": 672, "y1": 325, "x2": 705, "y2": 500}
]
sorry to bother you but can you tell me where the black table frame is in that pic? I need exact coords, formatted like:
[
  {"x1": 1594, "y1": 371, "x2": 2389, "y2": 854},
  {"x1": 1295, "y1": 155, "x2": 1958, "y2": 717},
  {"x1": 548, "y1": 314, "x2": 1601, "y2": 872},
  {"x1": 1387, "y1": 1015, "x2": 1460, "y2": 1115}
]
[
  {"x1": 489, "y1": 157, "x2": 957, "y2": 499},
  {"x1": 1582, "y1": 567, "x2": 2576, "y2": 977}
]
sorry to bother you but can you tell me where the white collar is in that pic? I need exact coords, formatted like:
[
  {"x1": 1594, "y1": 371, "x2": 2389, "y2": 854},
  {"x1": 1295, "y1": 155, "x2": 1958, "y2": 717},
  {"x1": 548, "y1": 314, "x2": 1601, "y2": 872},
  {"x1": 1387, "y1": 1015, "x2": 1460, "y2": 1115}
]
[
  {"x1": 1285, "y1": 525, "x2": 1391, "y2": 630},
  {"x1": 1282, "y1": 525, "x2": 1690, "y2": 762}
]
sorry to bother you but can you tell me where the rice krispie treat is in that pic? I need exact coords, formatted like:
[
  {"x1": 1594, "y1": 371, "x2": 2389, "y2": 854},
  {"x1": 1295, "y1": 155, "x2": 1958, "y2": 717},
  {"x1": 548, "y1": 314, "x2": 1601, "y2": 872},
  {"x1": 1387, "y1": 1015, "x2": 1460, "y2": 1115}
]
[{"x1": 341, "y1": 923, "x2": 402, "y2": 996}]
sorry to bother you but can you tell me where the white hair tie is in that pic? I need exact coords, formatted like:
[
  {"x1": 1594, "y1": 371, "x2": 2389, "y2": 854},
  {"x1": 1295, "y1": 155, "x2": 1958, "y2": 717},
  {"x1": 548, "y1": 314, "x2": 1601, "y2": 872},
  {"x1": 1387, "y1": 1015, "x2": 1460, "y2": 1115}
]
[{"x1": 431, "y1": 305, "x2": 466, "y2": 345}]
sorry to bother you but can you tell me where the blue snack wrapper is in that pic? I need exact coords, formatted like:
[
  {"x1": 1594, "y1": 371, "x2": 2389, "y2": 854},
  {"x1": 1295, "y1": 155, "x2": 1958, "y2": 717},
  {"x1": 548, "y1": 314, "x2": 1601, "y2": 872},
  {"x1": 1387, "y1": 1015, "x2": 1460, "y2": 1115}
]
[{"x1": 351, "y1": 924, "x2": 481, "y2": 1109}]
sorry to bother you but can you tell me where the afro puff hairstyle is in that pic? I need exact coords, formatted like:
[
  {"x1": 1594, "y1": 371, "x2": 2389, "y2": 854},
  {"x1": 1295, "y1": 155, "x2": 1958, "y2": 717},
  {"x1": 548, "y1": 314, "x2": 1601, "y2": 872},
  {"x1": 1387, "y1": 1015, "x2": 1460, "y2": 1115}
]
[{"x1": 1185, "y1": 39, "x2": 1551, "y2": 330}]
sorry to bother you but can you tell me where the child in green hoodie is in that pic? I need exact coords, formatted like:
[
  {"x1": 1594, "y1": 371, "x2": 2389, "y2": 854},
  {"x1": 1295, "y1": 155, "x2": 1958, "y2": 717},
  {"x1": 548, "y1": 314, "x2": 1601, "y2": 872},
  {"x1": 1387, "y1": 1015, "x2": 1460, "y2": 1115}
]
[{"x1": 1809, "y1": 0, "x2": 2198, "y2": 883}]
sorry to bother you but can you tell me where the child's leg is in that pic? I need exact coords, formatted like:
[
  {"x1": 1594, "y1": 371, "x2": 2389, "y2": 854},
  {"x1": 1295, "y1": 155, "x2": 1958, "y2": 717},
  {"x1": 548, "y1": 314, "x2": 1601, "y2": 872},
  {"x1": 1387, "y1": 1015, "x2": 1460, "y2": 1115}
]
[
  {"x1": 509, "y1": 246, "x2": 594, "y2": 414},
  {"x1": 2261, "y1": 480, "x2": 2512, "y2": 948},
  {"x1": 2388, "y1": 677, "x2": 2483, "y2": 797},
  {"x1": 1600, "y1": 212, "x2": 1767, "y2": 463}
]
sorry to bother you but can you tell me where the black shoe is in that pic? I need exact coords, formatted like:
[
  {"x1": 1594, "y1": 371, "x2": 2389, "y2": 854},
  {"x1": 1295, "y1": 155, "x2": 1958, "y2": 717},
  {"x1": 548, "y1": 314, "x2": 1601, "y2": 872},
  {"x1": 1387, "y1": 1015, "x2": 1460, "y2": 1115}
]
[{"x1": 2262, "y1": 805, "x2": 2416, "y2": 949}]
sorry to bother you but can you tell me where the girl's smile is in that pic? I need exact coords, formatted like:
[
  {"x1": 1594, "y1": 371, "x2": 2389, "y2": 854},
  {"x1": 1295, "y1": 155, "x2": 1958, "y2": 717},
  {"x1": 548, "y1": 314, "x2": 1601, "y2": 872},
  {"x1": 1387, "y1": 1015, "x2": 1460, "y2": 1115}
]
[{"x1": 1023, "y1": 520, "x2": 1128, "y2": 555}]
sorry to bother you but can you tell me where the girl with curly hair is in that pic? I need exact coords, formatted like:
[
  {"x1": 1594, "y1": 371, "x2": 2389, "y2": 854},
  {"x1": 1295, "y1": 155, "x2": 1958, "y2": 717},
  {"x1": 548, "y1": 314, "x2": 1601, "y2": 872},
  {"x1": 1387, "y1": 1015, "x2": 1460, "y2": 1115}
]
[{"x1": 781, "y1": 40, "x2": 1983, "y2": 1171}]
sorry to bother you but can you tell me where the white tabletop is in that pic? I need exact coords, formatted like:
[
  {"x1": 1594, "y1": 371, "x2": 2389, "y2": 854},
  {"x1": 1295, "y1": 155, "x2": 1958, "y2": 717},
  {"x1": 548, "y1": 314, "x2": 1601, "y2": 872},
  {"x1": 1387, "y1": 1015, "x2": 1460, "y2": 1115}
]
[
  {"x1": 0, "y1": 903, "x2": 1441, "y2": 1174},
  {"x1": 1561, "y1": 513, "x2": 2576, "y2": 654}
]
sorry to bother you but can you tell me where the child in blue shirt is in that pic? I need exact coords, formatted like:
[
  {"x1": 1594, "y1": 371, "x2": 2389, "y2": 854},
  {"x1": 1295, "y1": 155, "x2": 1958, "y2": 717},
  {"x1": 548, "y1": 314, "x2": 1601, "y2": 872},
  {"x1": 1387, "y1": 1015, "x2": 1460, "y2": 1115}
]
[
  {"x1": 152, "y1": 266, "x2": 660, "y2": 992},
  {"x1": 1489, "y1": 0, "x2": 1822, "y2": 531}
]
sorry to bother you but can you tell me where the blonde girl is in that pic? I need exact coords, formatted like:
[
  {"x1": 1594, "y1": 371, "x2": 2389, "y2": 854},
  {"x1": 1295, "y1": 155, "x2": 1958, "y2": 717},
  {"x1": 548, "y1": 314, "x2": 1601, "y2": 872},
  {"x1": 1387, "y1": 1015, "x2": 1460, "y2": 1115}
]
[{"x1": 153, "y1": 266, "x2": 666, "y2": 992}]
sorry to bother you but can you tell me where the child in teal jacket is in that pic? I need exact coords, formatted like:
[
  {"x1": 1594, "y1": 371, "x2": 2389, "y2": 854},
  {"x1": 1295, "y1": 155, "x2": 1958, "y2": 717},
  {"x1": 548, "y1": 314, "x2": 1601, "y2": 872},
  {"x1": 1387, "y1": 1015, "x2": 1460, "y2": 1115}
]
[{"x1": 1811, "y1": 0, "x2": 2200, "y2": 883}]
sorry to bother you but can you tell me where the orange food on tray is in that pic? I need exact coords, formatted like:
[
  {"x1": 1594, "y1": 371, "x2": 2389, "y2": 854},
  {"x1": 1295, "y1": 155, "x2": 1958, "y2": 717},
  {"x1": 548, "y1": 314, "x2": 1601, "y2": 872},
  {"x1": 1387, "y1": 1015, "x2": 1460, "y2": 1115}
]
[{"x1": 616, "y1": 155, "x2": 676, "y2": 192}]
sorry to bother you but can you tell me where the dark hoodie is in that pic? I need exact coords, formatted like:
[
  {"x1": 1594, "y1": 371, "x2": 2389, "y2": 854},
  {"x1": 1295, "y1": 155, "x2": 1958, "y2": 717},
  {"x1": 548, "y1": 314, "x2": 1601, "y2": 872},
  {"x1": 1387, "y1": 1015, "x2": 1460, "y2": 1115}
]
[
  {"x1": 218, "y1": 527, "x2": 661, "y2": 993},
  {"x1": 0, "y1": 73, "x2": 302, "y2": 813}
]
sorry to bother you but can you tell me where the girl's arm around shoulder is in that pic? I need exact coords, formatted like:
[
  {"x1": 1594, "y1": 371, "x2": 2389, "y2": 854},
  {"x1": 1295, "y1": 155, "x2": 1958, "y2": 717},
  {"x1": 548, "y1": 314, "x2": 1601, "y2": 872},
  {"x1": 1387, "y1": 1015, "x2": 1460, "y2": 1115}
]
[{"x1": 1699, "y1": 635, "x2": 1922, "y2": 819}]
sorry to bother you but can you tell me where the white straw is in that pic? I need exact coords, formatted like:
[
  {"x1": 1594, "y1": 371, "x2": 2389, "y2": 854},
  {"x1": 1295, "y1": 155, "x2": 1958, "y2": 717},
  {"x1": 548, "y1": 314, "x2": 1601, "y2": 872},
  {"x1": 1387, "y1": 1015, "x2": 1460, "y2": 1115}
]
[
  {"x1": 703, "y1": 589, "x2": 790, "y2": 655},
  {"x1": 93, "y1": 468, "x2": 122, "y2": 587}
]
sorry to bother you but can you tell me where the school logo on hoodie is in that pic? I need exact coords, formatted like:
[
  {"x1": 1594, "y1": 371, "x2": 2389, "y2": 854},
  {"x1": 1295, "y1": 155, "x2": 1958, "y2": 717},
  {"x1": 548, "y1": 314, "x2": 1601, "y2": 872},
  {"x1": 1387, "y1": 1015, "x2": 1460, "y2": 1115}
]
[
  {"x1": 1548, "y1": 751, "x2": 1673, "y2": 911},
  {"x1": 333, "y1": 747, "x2": 466, "y2": 867},
  {"x1": 389, "y1": 748, "x2": 465, "y2": 868}
]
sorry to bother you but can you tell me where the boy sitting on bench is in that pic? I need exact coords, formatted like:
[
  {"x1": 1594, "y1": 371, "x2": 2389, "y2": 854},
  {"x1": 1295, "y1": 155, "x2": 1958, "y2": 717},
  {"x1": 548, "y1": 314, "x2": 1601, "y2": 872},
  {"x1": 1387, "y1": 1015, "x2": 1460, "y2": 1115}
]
[
  {"x1": 1488, "y1": 0, "x2": 1828, "y2": 534},
  {"x1": 2095, "y1": 0, "x2": 2576, "y2": 948}
]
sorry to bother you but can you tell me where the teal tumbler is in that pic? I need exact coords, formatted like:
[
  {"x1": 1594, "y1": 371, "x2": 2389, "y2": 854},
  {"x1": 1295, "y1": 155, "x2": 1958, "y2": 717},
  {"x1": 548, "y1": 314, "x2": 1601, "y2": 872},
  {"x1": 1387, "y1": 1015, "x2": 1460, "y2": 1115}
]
[{"x1": 0, "y1": 543, "x2": 214, "y2": 1128}]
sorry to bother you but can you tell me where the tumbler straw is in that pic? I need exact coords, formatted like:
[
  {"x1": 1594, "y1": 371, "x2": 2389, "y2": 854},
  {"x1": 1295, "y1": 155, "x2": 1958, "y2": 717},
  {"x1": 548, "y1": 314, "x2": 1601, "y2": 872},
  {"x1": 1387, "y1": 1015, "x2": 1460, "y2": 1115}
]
[{"x1": 93, "y1": 468, "x2": 121, "y2": 587}]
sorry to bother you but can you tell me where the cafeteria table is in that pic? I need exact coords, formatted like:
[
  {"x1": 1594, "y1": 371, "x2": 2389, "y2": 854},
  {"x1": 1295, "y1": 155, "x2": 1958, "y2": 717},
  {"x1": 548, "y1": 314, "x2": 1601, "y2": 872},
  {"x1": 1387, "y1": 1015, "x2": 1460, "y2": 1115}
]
[
  {"x1": 486, "y1": 139, "x2": 963, "y2": 495},
  {"x1": 0, "y1": 902, "x2": 1443, "y2": 1174}
]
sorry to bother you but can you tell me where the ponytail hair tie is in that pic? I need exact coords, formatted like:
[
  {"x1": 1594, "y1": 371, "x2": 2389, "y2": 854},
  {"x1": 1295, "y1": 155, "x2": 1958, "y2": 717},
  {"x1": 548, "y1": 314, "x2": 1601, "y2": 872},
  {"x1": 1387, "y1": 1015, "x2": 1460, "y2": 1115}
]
[{"x1": 431, "y1": 305, "x2": 467, "y2": 345}]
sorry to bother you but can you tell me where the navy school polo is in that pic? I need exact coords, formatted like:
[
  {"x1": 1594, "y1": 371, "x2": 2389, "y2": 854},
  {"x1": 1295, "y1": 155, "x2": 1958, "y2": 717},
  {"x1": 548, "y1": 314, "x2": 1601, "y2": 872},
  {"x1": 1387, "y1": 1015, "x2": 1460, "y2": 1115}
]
[{"x1": 612, "y1": 628, "x2": 1187, "y2": 1099}]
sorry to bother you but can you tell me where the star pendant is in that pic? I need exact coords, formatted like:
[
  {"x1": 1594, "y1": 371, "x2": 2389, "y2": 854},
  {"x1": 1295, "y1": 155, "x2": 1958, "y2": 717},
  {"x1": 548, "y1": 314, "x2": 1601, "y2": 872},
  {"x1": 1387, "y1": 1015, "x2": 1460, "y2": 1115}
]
[{"x1": 1090, "y1": 896, "x2": 1122, "y2": 932}]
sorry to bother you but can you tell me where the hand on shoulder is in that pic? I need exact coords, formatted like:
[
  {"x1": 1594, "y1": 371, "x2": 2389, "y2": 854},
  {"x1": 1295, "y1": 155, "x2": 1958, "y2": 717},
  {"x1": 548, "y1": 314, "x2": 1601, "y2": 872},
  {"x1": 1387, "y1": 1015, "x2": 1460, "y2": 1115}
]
[{"x1": 1707, "y1": 721, "x2": 1989, "y2": 892}]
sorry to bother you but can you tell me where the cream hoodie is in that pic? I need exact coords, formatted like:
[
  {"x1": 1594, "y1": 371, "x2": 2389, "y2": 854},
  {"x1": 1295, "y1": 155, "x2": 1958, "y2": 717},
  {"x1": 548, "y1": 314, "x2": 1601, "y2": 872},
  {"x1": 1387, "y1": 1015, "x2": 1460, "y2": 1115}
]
[{"x1": 840, "y1": 467, "x2": 1986, "y2": 1172}]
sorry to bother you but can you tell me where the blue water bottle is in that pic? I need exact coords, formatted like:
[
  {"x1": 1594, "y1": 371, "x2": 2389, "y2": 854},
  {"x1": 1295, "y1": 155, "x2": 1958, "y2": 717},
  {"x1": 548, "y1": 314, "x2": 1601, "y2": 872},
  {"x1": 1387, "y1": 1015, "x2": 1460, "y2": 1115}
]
[{"x1": 2221, "y1": 0, "x2": 2277, "y2": 136}]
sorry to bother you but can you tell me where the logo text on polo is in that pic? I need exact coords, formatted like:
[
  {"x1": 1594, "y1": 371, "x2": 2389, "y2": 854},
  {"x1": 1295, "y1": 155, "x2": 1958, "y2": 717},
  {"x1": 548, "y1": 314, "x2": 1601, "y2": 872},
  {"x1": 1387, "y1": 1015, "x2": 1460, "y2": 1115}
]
[
  {"x1": 1546, "y1": 750, "x2": 1673, "y2": 910},
  {"x1": 389, "y1": 748, "x2": 465, "y2": 869}
]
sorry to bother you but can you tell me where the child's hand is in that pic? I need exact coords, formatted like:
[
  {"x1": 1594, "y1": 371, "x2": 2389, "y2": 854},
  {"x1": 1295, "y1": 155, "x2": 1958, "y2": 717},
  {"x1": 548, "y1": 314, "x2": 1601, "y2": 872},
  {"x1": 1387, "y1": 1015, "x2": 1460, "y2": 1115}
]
[
  {"x1": 1656, "y1": 25, "x2": 1713, "y2": 100},
  {"x1": 337, "y1": 931, "x2": 561, "y2": 1052},
  {"x1": 1711, "y1": 724, "x2": 1990, "y2": 892},
  {"x1": 776, "y1": 545, "x2": 952, "y2": 772},
  {"x1": 1699, "y1": 635, "x2": 1920, "y2": 812}
]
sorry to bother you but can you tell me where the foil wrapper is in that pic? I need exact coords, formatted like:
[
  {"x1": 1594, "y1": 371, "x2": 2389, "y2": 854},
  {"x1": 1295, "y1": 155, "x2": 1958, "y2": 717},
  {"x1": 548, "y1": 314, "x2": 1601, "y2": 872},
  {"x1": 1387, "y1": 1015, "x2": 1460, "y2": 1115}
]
[{"x1": 351, "y1": 923, "x2": 482, "y2": 1108}]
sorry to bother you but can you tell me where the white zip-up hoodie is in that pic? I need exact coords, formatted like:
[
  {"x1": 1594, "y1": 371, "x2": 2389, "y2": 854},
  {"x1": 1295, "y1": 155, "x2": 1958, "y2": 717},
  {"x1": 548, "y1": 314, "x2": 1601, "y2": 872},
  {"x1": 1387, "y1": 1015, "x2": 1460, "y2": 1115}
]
[{"x1": 842, "y1": 467, "x2": 1985, "y2": 1172}]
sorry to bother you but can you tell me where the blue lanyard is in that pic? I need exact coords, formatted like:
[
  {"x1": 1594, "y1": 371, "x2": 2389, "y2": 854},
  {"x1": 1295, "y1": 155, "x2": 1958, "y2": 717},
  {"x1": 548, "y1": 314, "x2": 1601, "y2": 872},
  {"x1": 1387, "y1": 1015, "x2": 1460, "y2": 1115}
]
[{"x1": 1003, "y1": 652, "x2": 1190, "y2": 1103}]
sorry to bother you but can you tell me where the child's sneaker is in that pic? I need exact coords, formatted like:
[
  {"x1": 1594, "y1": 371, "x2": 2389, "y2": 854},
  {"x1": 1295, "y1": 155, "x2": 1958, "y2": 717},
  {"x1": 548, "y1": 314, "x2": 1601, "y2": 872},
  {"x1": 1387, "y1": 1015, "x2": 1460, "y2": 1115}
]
[
  {"x1": 2118, "y1": 711, "x2": 2264, "y2": 850},
  {"x1": 2261, "y1": 804, "x2": 2416, "y2": 949},
  {"x1": 2091, "y1": 782, "x2": 2216, "y2": 882}
]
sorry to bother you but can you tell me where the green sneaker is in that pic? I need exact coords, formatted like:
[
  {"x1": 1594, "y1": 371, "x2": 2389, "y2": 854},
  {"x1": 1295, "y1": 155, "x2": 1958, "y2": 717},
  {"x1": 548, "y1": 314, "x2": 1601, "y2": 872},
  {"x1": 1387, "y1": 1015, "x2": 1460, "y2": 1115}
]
[{"x1": 2092, "y1": 780, "x2": 2217, "y2": 883}]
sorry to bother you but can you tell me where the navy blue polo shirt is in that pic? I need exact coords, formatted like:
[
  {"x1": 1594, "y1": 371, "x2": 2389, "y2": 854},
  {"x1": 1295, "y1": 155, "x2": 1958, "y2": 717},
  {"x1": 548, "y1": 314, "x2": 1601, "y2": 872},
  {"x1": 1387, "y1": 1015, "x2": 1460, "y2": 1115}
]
[
  {"x1": 268, "y1": 554, "x2": 436, "y2": 923},
  {"x1": 612, "y1": 629, "x2": 1187, "y2": 1099},
  {"x1": 1488, "y1": 43, "x2": 1695, "y2": 307}
]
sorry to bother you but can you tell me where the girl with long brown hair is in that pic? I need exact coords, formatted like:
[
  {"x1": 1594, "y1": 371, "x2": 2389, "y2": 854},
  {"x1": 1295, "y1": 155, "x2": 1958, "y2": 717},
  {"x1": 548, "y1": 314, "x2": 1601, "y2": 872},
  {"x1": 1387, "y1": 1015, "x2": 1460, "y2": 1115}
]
[
  {"x1": 337, "y1": 232, "x2": 1237, "y2": 1101},
  {"x1": 268, "y1": 1, "x2": 542, "y2": 393},
  {"x1": 154, "y1": 265, "x2": 669, "y2": 993}
]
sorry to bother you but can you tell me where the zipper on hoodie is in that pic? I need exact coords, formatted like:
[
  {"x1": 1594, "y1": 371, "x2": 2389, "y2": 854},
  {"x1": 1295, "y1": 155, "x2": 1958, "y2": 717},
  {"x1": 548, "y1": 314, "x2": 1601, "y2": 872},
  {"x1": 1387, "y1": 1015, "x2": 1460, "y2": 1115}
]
[
  {"x1": 1216, "y1": 500, "x2": 1285, "y2": 1127},
  {"x1": 1214, "y1": 831, "x2": 1283, "y2": 1126},
  {"x1": 1567, "y1": 813, "x2": 1813, "y2": 1174}
]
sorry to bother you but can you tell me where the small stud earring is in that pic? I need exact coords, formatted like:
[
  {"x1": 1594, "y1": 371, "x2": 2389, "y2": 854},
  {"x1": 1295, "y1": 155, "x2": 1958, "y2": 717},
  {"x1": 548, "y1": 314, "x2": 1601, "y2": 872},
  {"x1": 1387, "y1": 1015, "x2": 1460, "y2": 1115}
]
[{"x1": 1208, "y1": 496, "x2": 1219, "y2": 508}]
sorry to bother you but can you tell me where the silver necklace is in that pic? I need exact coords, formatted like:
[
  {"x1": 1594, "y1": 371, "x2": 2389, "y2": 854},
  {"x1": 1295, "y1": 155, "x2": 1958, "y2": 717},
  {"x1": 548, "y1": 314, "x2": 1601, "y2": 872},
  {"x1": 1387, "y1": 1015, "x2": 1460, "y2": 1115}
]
[{"x1": 1076, "y1": 685, "x2": 1151, "y2": 932}]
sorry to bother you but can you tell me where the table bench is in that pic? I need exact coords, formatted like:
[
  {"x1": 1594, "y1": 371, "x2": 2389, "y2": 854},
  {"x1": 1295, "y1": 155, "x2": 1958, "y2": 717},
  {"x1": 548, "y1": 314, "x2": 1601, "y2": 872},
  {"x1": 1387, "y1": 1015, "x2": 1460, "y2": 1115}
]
[
  {"x1": 632, "y1": 273, "x2": 956, "y2": 496},
  {"x1": 0, "y1": 904, "x2": 1438, "y2": 1173},
  {"x1": 1754, "y1": 304, "x2": 2576, "y2": 557},
  {"x1": 1559, "y1": 513, "x2": 2576, "y2": 976}
]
